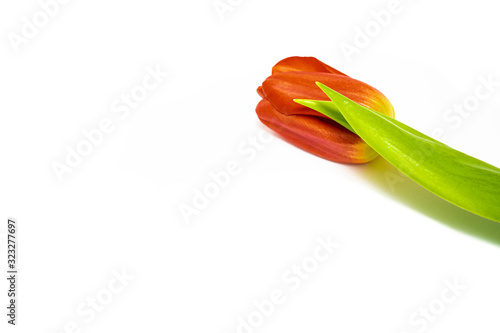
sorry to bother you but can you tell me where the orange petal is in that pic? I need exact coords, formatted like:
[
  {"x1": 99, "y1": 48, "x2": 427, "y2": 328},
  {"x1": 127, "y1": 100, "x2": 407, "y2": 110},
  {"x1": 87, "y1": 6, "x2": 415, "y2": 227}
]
[
  {"x1": 255, "y1": 98, "x2": 378, "y2": 164},
  {"x1": 261, "y1": 71, "x2": 394, "y2": 119},
  {"x1": 272, "y1": 56, "x2": 347, "y2": 76},
  {"x1": 256, "y1": 86, "x2": 265, "y2": 98}
]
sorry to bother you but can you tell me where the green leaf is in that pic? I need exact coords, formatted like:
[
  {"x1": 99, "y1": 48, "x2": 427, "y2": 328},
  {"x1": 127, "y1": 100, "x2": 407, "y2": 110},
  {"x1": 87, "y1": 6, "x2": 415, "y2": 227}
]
[
  {"x1": 307, "y1": 82, "x2": 500, "y2": 223},
  {"x1": 293, "y1": 99, "x2": 356, "y2": 133}
]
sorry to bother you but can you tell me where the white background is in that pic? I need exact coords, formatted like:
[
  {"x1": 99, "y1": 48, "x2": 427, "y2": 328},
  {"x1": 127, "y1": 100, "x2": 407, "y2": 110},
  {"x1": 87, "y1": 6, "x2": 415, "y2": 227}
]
[{"x1": 2, "y1": 0, "x2": 500, "y2": 332}]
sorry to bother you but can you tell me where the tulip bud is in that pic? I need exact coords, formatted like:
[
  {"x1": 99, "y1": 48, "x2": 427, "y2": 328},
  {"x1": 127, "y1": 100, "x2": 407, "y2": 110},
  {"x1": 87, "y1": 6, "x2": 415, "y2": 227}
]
[{"x1": 256, "y1": 56, "x2": 394, "y2": 163}]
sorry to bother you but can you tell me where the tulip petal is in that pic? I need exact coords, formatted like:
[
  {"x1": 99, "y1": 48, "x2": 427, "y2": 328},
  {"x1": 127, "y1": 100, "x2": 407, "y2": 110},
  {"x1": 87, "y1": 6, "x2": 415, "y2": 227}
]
[
  {"x1": 261, "y1": 72, "x2": 395, "y2": 119},
  {"x1": 272, "y1": 56, "x2": 348, "y2": 76},
  {"x1": 255, "y1": 98, "x2": 379, "y2": 164}
]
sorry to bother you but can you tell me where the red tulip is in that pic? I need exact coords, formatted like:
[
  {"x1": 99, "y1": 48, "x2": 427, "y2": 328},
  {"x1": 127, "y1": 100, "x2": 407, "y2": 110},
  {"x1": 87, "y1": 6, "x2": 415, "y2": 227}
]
[{"x1": 256, "y1": 56, "x2": 395, "y2": 163}]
